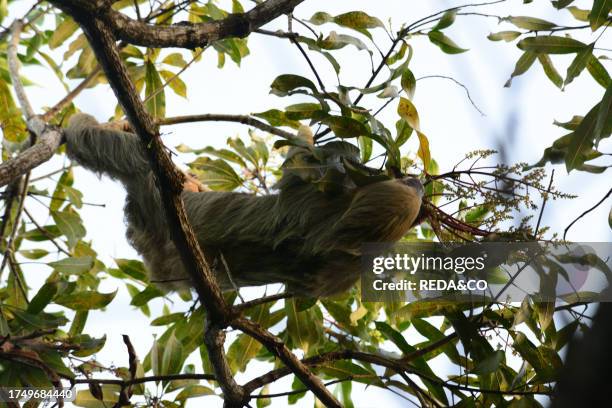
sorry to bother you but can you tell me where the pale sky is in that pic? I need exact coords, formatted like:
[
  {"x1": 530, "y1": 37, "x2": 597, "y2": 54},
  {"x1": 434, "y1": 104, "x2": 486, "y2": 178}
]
[{"x1": 5, "y1": 0, "x2": 611, "y2": 406}]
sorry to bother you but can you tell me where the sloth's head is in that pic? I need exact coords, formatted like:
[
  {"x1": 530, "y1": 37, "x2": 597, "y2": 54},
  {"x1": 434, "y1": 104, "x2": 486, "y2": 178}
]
[{"x1": 399, "y1": 176, "x2": 424, "y2": 198}]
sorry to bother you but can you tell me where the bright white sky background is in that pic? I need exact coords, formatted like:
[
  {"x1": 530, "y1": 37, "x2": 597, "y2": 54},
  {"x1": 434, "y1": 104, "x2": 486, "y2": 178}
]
[{"x1": 5, "y1": 0, "x2": 612, "y2": 406}]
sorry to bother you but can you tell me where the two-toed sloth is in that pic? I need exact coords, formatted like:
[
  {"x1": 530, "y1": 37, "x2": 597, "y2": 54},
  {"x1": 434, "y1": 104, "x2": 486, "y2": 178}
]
[{"x1": 64, "y1": 113, "x2": 423, "y2": 297}]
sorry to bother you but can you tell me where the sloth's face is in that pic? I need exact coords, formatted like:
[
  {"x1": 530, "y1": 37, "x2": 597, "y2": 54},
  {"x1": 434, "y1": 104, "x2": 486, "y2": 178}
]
[{"x1": 400, "y1": 177, "x2": 424, "y2": 198}]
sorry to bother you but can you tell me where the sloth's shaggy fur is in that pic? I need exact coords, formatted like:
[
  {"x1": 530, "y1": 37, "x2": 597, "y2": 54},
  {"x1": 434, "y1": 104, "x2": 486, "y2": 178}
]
[{"x1": 64, "y1": 113, "x2": 423, "y2": 297}]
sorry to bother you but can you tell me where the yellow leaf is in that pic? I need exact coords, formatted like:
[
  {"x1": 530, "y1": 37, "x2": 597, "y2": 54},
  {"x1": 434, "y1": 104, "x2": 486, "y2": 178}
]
[
  {"x1": 397, "y1": 97, "x2": 420, "y2": 131},
  {"x1": 417, "y1": 131, "x2": 431, "y2": 169}
]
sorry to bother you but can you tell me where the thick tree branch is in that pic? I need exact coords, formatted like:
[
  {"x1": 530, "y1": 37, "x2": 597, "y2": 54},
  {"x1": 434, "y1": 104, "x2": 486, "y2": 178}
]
[
  {"x1": 50, "y1": 0, "x2": 304, "y2": 49},
  {"x1": 46, "y1": 6, "x2": 246, "y2": 406},
  {"x1": 7, "y1": 21, "x2": 35, "y2": 119},
  {"x1": 0, "y1": 122, "x2": 63, "y2": 188},
  {"x1": 1, "y1": 20, "x2": 62, "y2": 189},
  {"x1": 46, "y1": 4, "x2": 340, "y2": 407}
]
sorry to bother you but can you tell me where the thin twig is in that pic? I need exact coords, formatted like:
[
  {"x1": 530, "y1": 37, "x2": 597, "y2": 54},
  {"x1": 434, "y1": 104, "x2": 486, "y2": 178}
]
[
  {"x1": 534, "y1": 170, "x2": 554, "y2": 237},
  {"x1": 563, "y1": 187, "x2": 612, "y2": 240},
  {"x1": 23, "y1": 208, "x2": 70, "y2": 256},
  {"x1": 234, "y1": 293, "x2": 292, "y2": 312},
  {"x1": 7, "y1": 21, "x2": 35, "y2": 119},
  {"x1": 142, "y1": 48, "x2": 205, "y2": 105},
  {"x1": 417, "y1": 75, "x2": 486, "y2": 116},
  {"x1": 42, "y1": 67, "x2": 103, "y2": 122},
  {"x1": 157, "y1": 114, "x2": 296, "y2": 139}
]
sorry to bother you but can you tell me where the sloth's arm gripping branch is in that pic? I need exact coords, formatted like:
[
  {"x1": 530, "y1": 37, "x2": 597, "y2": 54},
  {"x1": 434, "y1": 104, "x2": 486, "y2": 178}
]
[
  {"x1": 64, "y1": 113, "x2": 150, "y2": 183},
  {"x1": 64, "y1": 113, "x2": 207, "y2": 193}
]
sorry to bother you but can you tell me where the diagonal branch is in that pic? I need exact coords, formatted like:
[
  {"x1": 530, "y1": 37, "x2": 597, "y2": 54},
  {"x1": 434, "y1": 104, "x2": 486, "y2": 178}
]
[
  {"x1": 50, "y1": 0, "x2": 304, "y2": 49},
  {"x1": 46, "y1": 4, "x2": 245, "y2": 404},
  {"x1": 0, "y1": 124, "x2": 63, "y2": 188},
  {"x1": 7, "y1": 21, "x2": 35, "y2": 119},
  {"x1": 233, "y1": 316, "x2": 342, "y2": 407},
  {"x1": 47, "y1": 4, "x2": 340, "y2": 407}
]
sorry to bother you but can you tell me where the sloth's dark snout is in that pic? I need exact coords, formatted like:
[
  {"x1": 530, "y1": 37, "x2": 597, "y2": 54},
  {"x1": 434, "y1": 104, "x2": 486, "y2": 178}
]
[{"x1": 401, "y1": 177, "x2": 424, "y2": 197}]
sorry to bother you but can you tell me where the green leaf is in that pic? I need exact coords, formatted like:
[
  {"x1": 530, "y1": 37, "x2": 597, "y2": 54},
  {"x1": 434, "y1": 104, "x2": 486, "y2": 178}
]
[
  {"x1": 358, "y1": 135, "x2": 372, "y2": 162},
  {"x1": 395, "y1": 119, "x2": 413, "y2": 147},
  {"x1": 28, "y1": 282, "x2": 58, "y2": 314},
  {"x1": 586, "y1": 55, "x2": 612, "y2": 88},
  {"x1": 465, "y1": 205, "x2": 490, "y2": 225},
  {"x1": 232, "y1": 0, "x2": 244, "y2": 13},
  {"x1": 176, "y1": 385, "x2": 214, "y2": 402},
  {"x1": 253, "y1": 109, "x2": 301, "y2": 129},
  {"x1": 567, "y1": 6, "x2": 590, "y2": 21},
  {"x1": 589, "y1": 0, "x2": 612, "y2": 30},
  {"x1": 285, "y1": 103, "x2": 324, "y2": 120},
  {"x1": 472, "y1": 350, "x2": 504, "y2": 375},
  {"x1": 159, "y1": 70, "x2": 187, "y2": 98},
  {"x1": 257, "y1": 385, "x2": 272, "y2": 407},
  {"x1": 517, "y1": 36, "x2": 586, "y2": 54},
  {"x1": 512, "y1": 332, "x2": 561, "y2": 382},
  {"x1": 49, "y1": 18, "x2": 79, "y2": 49},
  {"x1": 228, "y1": 305, "x2": 269, "y2": 372},
  {"x1": 487, "y1": 31, "x2": 521, "y2": 42},
  {"x1": 334, "y1": 11, "x2": 384, "y2": 29},
  {"x1": 115, "y1": 258, "x2": 148, "y2": 281},
  {"x1": 72, "y1": 334, "x2": 107, "y2": 357},
  {"x1": 12, "y1": 309, "x2": 68, "y2": 329},
  {"x1": 320, "y1": 361, "x2": 377, "y2": 385},
  {"x1": 428, "y1": 31, "x2": 468, "y2": 54},
  {"x1": 0, "y1": 81, "x2": 27, "y2": 143},
  {"x1": 318, "y1": 32, "x2": 370, "y2": 53},
  {"x1": 130, "y1": 285, "x2": 164, "y2": 307},
  {"x1": 552, "y1": 0, "x2": 576, "y2": 8},
  {"x1": 432, "y1": 10, "x2": 457, "y2": 31},
  {"x1": 505, "y1": 51, "x2": 537, "y2": 87},
  {"x1": 594, "y1": 84, "x2": 612, "y2": 147},
  {"x1": 162, "y1": 52, "x2": 187, "y2": 67},
  {"x1": 73, "y1": 388, "x2": 119, "y2": 407},
  {"x1": 56, "y1": 290, "x2": 117, "y2": 311},
  {"x1": 565, "y1": 102, "x2": 604, "y2": 171},
  {"x1": 308, "y1": 11, "x2": 334, "y2": 25},
  {"x1": 48, "y1": 256, "x2": 94, "y2": 274},
  {"x1": 151, "y1": 312, "x2": 185, "y2": 326},
  {"x1": 400, "y1": 68, "x2": 416, "y2": 99},
  {"x1": 537, "y1": 54, "x2": 563, "y2": 88},
  {"x1": 554, "y1": 115, "x2": 583, "y2": 130},
  {"x1": 144, "y1": 61, "x2": 165, "y2": 118},
  {"x1": 321, "y1": 116, "x2": 369, "y2": 138},
  {"x1": 270, "y1": 74, "x2": 317, "y2": 96},
  {"x1": 19, "y1": 249, "x2": 49, "y2": 260},
  {"x1": 565, "y1": 43, "x2": 595, "y2": 86},
  {"x1": 69, "y1": 311, "x2": 88, "y2": 336},
  {"x1": 285, "y1": 299, "x2": 323, "y2": 353},
  {"x1": 374, "y1": 321, "x2": 413, "y2": 354},
  {"x1": 309, "y1": 10, "x2": 383, "y2": 39},
  {"x1": 507, "y1": 16, "x2": 557, "y2": 30},
  {"x1": 190, "y1": 157, "x2": 243, "y2": 191},
  {"x1": 161, "y1": 333, "x2": 184, "y2": 376},
  {"x1": 51, "y1": 210, "x2": 85, "y2": 249}
]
